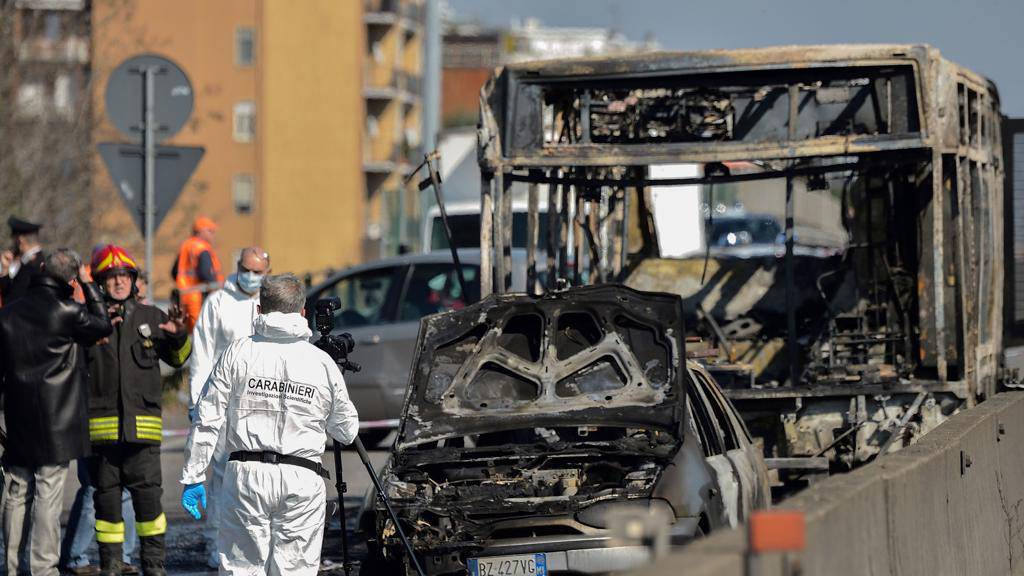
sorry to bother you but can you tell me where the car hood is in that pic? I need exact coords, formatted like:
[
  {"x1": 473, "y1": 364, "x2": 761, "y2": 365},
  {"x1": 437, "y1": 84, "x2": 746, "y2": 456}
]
[{"x1": 395, "y1": 284, "x2": 689, "y2": 450}]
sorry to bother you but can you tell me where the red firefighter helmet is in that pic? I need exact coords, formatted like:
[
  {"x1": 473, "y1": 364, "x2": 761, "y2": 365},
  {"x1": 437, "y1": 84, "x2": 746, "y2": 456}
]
[{"x1": 91, "y1": 244, "x2": 139, "y2": 279}]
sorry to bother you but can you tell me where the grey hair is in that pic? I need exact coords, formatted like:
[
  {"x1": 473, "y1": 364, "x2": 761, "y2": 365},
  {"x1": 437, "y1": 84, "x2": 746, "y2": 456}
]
[
  {"x1": 44, "y1": 248, "x2": 81, "y2": 283},
  {"x1": 259, "y1": 273, "x2": 305, "y2": 314}
]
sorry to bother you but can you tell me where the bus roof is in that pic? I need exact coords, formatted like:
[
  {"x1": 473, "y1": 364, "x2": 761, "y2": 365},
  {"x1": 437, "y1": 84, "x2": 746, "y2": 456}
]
[{"x1": 479, "y1": 44, "x2": 1001, "y2": 169}]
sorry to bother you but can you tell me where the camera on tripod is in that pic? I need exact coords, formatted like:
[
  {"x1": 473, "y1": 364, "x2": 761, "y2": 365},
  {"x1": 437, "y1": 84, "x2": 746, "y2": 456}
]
[{"x1": 313, "y1": 297, "x2": 360, "y2": 374}]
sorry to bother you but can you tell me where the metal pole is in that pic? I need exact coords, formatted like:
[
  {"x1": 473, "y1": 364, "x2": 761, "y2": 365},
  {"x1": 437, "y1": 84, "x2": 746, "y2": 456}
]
[
  {"x1": 573, "y1": 188, "x2": 584, "y2": 286},
  {"x1": 493, "y1": 171, "x2": 506, "y2": 294},
  {"x1": 144, "y1": 67, "x2": 156, "y2": 292},
  {"x1": 785, "y1": 175, "x2": 798, "y2": 385},
  {"x1": 620, "y1": 183, "x2": 631, "y2": 275},
  {"x1": 526, "y1": 171, "x2": 539, "y2": 295},
  {"x1": 425, "y1": 154, "x2": 468, "y2": 298},
  {"x1": 420, "y1": 0, "x2": 441, "y2": 244},
  {"x1": 547, "y1": 169, "x2": 558, "y2": 291},
  {"x1": 785, "y1": 85, "x2": 799, "y2": 386},
  {"x1": 559, "y1": 174, "x2": 570, "y2": 283},
  {"x1": 501, "y1": 174, "x2": 513, "y2": 292},
  {"x1": 480, "y1": 173, "x2": 493, "y2": 297}
]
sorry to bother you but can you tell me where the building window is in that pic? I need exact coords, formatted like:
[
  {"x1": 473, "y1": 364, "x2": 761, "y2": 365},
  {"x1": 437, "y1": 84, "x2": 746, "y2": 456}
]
[
  {"x1": 236, "y1": 27, "x2": 255, "y2": 67},
  {"x1": 233, "y1": 174, "x2": 255, "y2": 214},
  {"x1": 233, "y1": 101, "x2": 255, "y2": 142},
  {"x1": 44, "y1": 12, "x2": 62, "y2": 41},
  {"x1": 15, "y1": 82, "x2": 46, "y2": 118},
  {"x1": 366, "y1": 115, "x2": 380, "y2": 139},
  {"x1": 53, "y1": 73, "x2": 73, "y2": 118}
]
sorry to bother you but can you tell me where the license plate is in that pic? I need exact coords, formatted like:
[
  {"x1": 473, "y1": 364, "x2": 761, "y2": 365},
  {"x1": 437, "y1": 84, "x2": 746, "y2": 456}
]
[{"x1": 468, "y1": 553, "x2": 547, "y2": 576}]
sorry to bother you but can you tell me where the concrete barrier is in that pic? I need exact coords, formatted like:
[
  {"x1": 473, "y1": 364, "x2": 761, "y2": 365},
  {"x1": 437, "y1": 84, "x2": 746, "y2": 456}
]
[{"x1": 632, "y1": 392, "x2": 1024, "y2": 576}]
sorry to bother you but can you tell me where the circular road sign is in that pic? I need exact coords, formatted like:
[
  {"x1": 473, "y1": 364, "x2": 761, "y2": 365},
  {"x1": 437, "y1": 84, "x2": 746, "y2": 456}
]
[{"x1": 105, "y1": 54, "x2": 194, "y2": 143}]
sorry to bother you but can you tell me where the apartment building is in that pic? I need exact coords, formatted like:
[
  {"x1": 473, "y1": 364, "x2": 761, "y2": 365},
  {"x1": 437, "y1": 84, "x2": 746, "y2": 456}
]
[
  {"x1": 362, "y1": 0, "x2": 425, "y2": 256},
  {"x1": 89, "y1": 0, "x2": 370, "y2": 294}
]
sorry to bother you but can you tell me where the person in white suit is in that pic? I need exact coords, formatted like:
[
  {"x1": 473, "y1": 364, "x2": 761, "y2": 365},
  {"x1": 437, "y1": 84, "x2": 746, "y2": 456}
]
[{"x1": 180, "y1": 274, "x2": 359, "y2": 575}]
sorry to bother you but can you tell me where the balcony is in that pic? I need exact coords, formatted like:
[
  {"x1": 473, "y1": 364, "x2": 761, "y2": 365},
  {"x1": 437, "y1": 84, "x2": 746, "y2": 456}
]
[
  {"x1": 363, "y1": 69, "x2": 423, "y2": 103},
  {"x1": 364, "y1": 0, "x2": 422, "y2": 32},
  {"x1": 364, "y1": 142, "x2": 420, "y2": 176},
  {"x1": 15, "y1": 0, "x2": 85, "y2": 8},
  {"x1": 17, "y1": 35, "x2": 89, "y2": 64},
  {"x1": 364, "y1": 0, "x2": 398, "y2": 26},
  {"x1": 364, "y1": 0, "x2": 399, "y2": 13}
]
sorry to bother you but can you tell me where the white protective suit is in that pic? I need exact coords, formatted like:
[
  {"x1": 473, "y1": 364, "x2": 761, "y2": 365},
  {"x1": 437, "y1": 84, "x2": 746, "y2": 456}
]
[
  {"x1": 187, "y1": 274, "x2": 260, "y2": 566},
  {"x1": 189, "y1": 274, "x2": 260, "y2": 407},
  {"x1": 181, "y1": 311, "x2": 359, "y2": 576}
]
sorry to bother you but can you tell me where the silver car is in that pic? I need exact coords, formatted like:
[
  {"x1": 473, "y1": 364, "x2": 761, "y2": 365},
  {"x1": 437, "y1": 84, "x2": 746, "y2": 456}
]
[{"x1": 305, "y1": 250, "x2": 529, "y2": 445}]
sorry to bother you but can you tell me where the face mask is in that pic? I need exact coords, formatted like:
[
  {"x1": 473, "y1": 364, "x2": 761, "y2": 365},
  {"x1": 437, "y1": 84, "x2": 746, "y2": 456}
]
[{"x1": 237, "y1": 271, "x2": 263, "y2": 294}]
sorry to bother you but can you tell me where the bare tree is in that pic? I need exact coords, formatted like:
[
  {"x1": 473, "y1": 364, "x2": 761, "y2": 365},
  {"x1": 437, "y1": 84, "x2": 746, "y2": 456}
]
[
  {"x1": 1, "y1": 1, "x2": 94, "y2": 253},
  {"x1": 0, "y1": 0, "x2": 129, "y2": 255}
]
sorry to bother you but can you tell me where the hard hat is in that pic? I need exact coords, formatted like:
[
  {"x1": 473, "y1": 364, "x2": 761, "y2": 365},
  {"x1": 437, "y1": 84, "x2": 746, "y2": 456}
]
[
  {"x1": 193, "y1": 216, "x2": 218, "y2": 233},
  {"x1": 91, "y1": 244, "x2": 139, "y2": 279}
]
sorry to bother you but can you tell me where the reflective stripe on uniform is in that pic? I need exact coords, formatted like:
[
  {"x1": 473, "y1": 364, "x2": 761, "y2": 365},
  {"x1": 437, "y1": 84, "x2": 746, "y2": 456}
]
[
  {"x1": 169, "y1": 337, "x2": 192, "y2": 366},
  {"x1": 136, "y1": 513, "x2": 167, "y2": 537},
  {"x1": 95, "y1": 519, "x2": 125, "y2": 543},
  {"x1": 136, "y1": 415, "x2": 163, "y2": 441},
  {"x1": 89, "y1": 416, "x2": 119, "y2": 442}
]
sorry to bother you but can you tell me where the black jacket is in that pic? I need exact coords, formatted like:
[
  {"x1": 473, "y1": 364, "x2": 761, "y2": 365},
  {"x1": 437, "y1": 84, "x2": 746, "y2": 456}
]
[
  {"x1": 86, "y1": 298, "x2": 191, "y2": 445},
  {"x1": 0, "y1": 250, "x2": 44, "y2": 305},
  {"x1": 0, "y1": 276, "x2": 112, "y2": 467}
]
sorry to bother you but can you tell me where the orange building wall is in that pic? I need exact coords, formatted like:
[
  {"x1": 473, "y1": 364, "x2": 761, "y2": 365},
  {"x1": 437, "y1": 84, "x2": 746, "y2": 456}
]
[{"x1": 259, "y1": 0, "x2": 365, "y2": 275}]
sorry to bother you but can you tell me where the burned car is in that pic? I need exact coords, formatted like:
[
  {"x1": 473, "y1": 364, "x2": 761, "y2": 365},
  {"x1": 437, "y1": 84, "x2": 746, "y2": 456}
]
[{"x1": 365, "y1": 285, "x2": 769, "y2": 575}]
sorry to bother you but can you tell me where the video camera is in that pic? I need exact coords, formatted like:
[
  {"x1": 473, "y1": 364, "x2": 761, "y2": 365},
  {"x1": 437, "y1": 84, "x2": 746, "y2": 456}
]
[{"x1": 313, "y1": 297, "x2": 361, "y2": 374}]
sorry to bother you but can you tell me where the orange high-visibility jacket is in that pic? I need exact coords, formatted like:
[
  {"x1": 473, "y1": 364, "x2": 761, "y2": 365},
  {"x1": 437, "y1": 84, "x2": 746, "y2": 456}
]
[{"x1": 174, "y1": 236, "x2": 223, "y2": 330}]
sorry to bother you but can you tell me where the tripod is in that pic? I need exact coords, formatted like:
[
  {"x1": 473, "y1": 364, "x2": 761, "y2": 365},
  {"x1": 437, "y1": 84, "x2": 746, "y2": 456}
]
[{"x1": 319, "y1": 330, "x2": 425, "y2": 576}]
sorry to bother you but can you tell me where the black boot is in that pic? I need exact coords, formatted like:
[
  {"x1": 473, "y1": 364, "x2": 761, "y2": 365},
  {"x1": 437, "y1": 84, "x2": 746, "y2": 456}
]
[
  {"x1": 139, "y1": 534, "x2": 167, "y2": 576},
  {"x1": 98, "y1": 542, "x2": 124, "y2": 576}
]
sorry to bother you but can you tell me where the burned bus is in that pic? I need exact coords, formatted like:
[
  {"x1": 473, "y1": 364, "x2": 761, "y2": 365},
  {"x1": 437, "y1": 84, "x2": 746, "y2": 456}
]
[{"x1": 475, "y1": 45, "x2": 1005, "y2": 468}]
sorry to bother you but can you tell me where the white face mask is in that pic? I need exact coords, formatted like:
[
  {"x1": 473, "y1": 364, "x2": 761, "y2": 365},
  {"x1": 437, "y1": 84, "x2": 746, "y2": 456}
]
[{"x1": 238, "y1": 271, "x2": 263, "y2": 294}]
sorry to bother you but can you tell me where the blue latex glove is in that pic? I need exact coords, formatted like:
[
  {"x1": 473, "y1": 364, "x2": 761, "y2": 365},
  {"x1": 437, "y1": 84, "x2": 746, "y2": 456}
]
[{"x1": 181, "y1": 483, "x2": 206, "y2": 520}]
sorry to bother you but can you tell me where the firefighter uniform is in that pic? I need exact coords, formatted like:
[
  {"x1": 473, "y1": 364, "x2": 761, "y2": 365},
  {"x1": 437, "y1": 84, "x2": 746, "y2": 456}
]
[{"x1": 86, "y1": 245, "x2": 192, "y2": 576}]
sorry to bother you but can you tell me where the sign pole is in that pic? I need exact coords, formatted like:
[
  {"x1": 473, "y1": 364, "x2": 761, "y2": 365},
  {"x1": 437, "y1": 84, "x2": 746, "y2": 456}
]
[{"x1": 143, "y1": 66, "x2": 156, "y2": 291}]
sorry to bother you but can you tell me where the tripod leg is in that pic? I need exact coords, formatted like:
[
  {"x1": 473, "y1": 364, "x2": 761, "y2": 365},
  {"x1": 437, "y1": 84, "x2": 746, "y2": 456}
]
[
  {"x1": 333, "y1": 441, "x2": 352, "y2": 576},
  {"x1": 353, "y1": 437, "x2": 426, "y2": 576}
]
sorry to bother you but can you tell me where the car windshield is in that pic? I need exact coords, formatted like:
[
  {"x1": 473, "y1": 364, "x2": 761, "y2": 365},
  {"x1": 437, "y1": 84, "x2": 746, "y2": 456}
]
[
  {"x1": 399, "y1": 264, "x2": 480, "y2": 322},
  {"x1": 322, "y1": 268, "x2": 394, "y2": 328}
]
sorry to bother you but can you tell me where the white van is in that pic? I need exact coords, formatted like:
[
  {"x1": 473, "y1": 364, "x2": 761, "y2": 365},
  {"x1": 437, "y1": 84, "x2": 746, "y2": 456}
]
[{"x1": 422, "y1": 199, "x2": 550, "y2": 252}]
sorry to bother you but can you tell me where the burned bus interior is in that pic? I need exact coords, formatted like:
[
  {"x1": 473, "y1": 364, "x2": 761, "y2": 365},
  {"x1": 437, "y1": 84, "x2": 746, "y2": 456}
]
[{"x1": 476, "y1": 45, "x2": 1004, "y2": 467}]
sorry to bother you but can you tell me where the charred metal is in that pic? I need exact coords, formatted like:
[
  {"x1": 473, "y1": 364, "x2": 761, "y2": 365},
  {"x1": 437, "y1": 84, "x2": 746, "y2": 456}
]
[
  {"x1": 367, "y1": 286, "x2": 769, "y2": 574},
  {"x1": 476, "y1": 44, "x2": 1005, "y2": 468}
]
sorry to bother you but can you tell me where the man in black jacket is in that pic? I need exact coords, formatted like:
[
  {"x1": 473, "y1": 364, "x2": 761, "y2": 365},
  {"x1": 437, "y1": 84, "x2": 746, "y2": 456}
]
[
  {"x1": 0, "y1": 216, "x2": 45, "y2": 305},
  {"x1": 0, "y1": 248, "x2": 112, "y2": 576},
  {"x1": 86, "y1": 245, "x2": 190, "y2": 576}
]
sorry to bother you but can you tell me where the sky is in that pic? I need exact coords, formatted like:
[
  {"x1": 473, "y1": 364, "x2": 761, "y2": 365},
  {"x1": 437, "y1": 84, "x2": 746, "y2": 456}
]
[{"x1": 446, "y1": 0, "x2": 1024, "y2": 117}]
